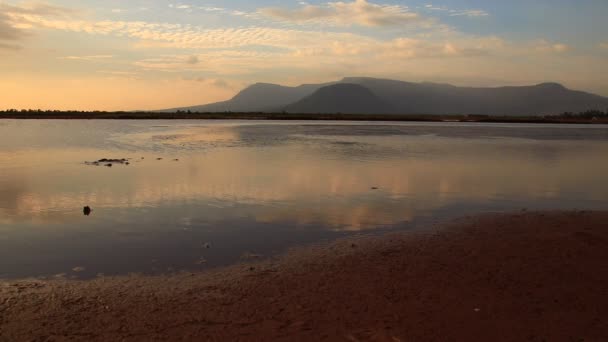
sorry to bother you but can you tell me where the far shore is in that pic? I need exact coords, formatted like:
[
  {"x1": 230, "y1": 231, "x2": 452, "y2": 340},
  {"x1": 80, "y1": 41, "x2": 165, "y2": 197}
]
[
  {"x1": 1, "y1": 112, "x2": 607, "y2": 124},
  {"x1": 2, "y1": 211, "x2": 607, "y2": 341}
]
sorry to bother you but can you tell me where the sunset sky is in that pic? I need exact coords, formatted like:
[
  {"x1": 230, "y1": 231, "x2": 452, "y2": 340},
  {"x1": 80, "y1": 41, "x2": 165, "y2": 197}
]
[{"x1": 1, "y1": 0, "x2": 607, "y2": 111}]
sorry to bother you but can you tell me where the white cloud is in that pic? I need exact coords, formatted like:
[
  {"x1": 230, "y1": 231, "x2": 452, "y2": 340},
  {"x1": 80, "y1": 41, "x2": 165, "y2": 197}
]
[
  {"x1": 60, "y1": 55, "x2": 114, "y2": 61},
  {"x1": 449, "y1": 10, "x2": 489, "y2": 17},
  {"x1": 424, "y1": 4, "x2": 489, "y2": 18},
  {"x1": 535, "y1": 40, "x2": 570, "y2": 53},
  {"x1": 259, "y1": 0, "x2": 427, "y2": 27}
]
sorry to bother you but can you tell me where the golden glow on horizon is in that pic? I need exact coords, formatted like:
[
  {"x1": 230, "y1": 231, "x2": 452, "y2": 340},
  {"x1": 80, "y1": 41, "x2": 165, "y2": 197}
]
[{"x1": 0, "y1": 77, "x2": 236, "y2": 111}]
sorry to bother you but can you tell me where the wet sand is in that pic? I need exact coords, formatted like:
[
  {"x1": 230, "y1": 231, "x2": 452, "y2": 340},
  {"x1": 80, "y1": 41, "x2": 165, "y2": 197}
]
[{"x1": 1, "y1": 211, "x2": 608, "y2": 341}]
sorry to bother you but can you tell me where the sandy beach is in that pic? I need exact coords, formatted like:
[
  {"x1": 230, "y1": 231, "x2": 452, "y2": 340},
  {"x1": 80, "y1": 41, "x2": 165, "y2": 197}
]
[{"x1": 1, "y1": 211, "x2": 607, "y2": 341}]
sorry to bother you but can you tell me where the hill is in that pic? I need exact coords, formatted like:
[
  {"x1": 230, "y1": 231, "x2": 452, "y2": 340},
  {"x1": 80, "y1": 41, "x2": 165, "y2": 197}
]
[
  {"x1": 283, "y1": 84, "x2": 392, "y2": 114},
  {"x1": 165, "y1": 77, "x2": 608, "y2": 116}
]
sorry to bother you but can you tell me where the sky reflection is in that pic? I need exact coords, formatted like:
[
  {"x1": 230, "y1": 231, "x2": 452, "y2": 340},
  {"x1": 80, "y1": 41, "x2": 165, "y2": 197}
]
[{"x1": 0, "y1": 120, "x2": 607, "y2": 278}]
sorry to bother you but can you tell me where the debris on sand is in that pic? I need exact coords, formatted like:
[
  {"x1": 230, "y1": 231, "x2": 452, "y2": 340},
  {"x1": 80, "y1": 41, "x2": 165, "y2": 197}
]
[
  {"x1": 242, "y1": 252, "x2": 262, "y2": 260},
  {"x1": 173, "y1": 159, "x2": 180, "y2": 162},
  {"x1": 83, "y1": 206, "x2": 92, "y2": 216},
  {"x1": 85, "y1": 158, "x2": 130, "y2": 167},
  {"x1": 99, "y1": 158, "x2": 129, "y2": 164},
  {"x1": 157, "y1": 158, "x2": 163, "y2": 161}
]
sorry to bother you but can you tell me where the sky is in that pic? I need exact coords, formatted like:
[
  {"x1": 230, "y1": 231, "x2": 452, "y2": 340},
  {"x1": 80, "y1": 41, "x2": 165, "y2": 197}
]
[{"x1": 1, "y1": 0, "x2": 607, "y2": 111}]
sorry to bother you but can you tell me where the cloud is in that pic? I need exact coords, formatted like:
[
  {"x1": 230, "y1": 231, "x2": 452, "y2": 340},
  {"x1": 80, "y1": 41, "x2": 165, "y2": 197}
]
[
  {"x1": 98, "y1": 70, "x2": 138, "y2": 76},
  {"x1": 0, "y1": 14, "x2": 26, "y2": 41},
  {"x1": 212, "y1": 79, "x2": 230, "y2": 88},
  {"x1": 0, "y1": 2, "x2": 74, "y2": 17},
  {"x1": 186, "y1": 55, "x2": 199, "y2": 64},
  {"x1": 259, "y1": 0, "x2": 427, "y2": 27},
  {"x1": 380, "y1": 36, "x2": 502, "y2": 59},
  {"x1": 59, "y1": 55, "x2": 114, "y2": 61},
  {"x1": 181, "y1": 76, "x2": 233, "y2": 89},
  {"x1": 424, "y1": 4, "x2": 489, "y2": 18},
  {"x1": 599, "y1": 42, "x2": 608, "y2": 49},
  {"x1": 5, "y1": 1, "x2": 600, "y2": 98},
  {"x1": 168, "y1": 3, "x2": 261, "y2": 20},
  {"x1": 0, "y1": 2, "x2": 73, "y2": 49},
  {"x1": 449, "y1": 10, "x2": 489, "y2": 17},
  {"x1": 535, "y1": 40, "x2": 570, "y2": 53},
  {"x1": 0, "y1": 42, "x2": 21, "y2": 50}
]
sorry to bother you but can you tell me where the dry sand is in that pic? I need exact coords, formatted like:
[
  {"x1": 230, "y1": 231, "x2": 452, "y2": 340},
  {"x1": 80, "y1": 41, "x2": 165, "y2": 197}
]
[{"x1": 1, "y1": 211, "x2": 608, "y2": 341}]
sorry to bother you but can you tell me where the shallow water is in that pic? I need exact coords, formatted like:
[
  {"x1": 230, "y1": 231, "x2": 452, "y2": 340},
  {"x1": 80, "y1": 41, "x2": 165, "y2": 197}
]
[{"x1": 1, "y1": 120, "x2": 607, "y2": 279}]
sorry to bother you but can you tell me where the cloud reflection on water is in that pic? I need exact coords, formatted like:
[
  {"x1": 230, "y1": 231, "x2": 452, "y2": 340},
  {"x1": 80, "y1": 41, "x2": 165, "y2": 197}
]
[{"x1": 1, "y1": 124, "x2": 607, "y2": 230}]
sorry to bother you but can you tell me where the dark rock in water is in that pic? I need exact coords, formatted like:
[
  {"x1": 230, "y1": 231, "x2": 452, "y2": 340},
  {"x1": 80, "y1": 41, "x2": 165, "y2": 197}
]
[{"x1": 83, "y1": 206, "x2": 92, "y2": 216}]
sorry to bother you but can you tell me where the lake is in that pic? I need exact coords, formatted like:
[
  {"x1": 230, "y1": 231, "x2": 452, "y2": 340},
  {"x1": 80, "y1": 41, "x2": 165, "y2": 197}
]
[{"x1": 1, "y1": 120, "x2": 607, "y2": 279}]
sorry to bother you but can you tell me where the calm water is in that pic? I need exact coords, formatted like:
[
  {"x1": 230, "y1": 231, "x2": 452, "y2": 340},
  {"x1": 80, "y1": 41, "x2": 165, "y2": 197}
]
[{"x1": 1, "y1": 120, "x2": 607, "y2": 279}]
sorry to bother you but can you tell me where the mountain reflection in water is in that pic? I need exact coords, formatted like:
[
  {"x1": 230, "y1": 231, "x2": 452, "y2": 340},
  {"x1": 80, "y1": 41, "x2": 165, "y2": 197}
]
[{"x1": 1, "y1": 120, "x2": 607, "y2": 279}]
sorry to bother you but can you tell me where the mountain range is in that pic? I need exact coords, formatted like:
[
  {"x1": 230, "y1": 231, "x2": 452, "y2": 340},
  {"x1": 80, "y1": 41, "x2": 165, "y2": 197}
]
[{"x1": 164, "y1": 77, "x2": 608, "y2": 116}]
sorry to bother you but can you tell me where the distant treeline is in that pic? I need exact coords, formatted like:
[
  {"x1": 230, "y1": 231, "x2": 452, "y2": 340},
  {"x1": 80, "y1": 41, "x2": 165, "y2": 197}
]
[
  {"x1": 557, "y1": 109, "x2": 608, "y2": 119},
  {"x1": 1, "y1": 108, "x2": 608, "y2": 124}
]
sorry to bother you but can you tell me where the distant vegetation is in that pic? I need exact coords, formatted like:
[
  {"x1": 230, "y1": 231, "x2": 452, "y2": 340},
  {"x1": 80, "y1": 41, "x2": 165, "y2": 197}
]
[
  {"x1": 557, "y1": 109, "x2": 608, "y2": 119},
  {"x1": 1, "y1": 108, "x2": 608, "y2": 124}
]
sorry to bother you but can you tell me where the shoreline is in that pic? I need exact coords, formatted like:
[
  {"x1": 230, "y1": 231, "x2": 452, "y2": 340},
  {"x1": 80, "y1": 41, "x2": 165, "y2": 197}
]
[
  {"x1": 1, "y1": 113, "x2": 607, "y2": 124},
  {"x1": 2, "y1": 211, "x2": 608, "y2": 341}
]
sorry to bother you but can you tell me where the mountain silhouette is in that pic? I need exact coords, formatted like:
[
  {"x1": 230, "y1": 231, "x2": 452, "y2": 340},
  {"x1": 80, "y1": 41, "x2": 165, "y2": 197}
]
[
  {"x1": 284, "y1": 84, "x2": 392, "y2": 114},
  {"x1": 163, "y1": 82, "x2": 331, "y2": 113},
  {"x1": 165, "y1": 77, "x2": 608, "y2": 116}
]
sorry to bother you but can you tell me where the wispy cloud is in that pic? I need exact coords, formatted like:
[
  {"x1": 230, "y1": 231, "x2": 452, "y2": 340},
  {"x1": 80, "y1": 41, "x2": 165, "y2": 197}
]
[
  {"x1": 0, "y1": 41, "x2": 21, "y2": 50},
  {"x1": 59, "y1": 55, "x2": 114, "y2": 61},
  {"x1": 0, "y1": 2, "x2": 74, "y2": 50},
  {"x1": 168, "y1": 3, "x2": 261, "y2": 20},
  {"x1": 259, "y1": 0, "x2": 428, "y2": 27},
  {"x1": 424, "y1": 4, "x2": 489, "y2": 18},
  {"x1": 449, "y1": 10, "x2": 489, "y2": 17},
  {"x1": 535, "y1": 40, "x2": 570, "y2": 53}
]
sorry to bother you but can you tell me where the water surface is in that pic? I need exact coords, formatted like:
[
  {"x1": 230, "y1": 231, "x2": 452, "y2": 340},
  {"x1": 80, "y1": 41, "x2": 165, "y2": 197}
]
[{"x1": 1, "y1": 120, "x2": 607, "y2": 279}]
